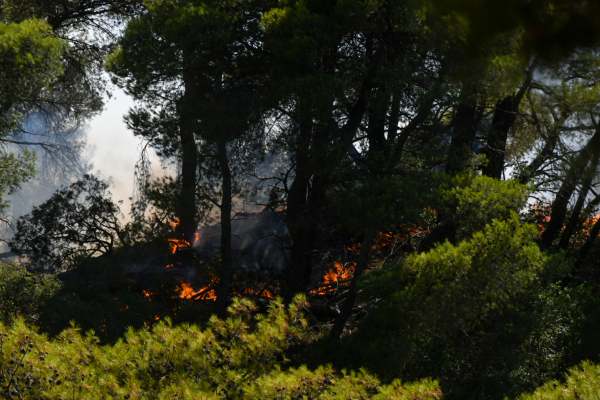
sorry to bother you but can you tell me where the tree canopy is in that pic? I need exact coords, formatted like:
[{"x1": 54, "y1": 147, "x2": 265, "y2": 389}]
[{"x1": 8, "y1": 0, "x2": 600, "y2": 399}]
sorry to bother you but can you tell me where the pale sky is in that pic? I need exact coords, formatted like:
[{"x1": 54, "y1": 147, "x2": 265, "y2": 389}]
[{"x1": 87, "y1": 88, "x2": 162, "y2": 220}]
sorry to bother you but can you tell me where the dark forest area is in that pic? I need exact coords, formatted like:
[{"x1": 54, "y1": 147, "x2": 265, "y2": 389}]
[{"x1": 3, "y1": 0, "x2": 600, "y2": 398}]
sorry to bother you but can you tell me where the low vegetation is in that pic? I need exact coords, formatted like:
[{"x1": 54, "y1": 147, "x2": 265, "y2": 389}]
[{"x1": 0, "y1": 295, "x2": 441, "y2": 400}]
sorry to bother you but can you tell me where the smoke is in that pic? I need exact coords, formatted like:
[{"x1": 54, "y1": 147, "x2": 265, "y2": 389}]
[
  {"x1": 0, "y1": 112, "x2": 92, "y2": 253},
  {"x1": 0, "y1": 91, "x2": 163, "y2": 254}
]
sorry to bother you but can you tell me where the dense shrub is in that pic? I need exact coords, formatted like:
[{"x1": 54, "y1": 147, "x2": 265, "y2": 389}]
[
  {"x1": 0, "y1": 295, "x2": 441, "y2": 399},
  {"x1": 0, "y1": 263, "x2": 61, "y2": 325},
  {"x1": 518, "y1": 361, "x2": 600, "y2": 400}
]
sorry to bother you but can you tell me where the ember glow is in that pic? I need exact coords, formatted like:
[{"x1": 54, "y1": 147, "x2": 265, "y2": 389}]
[
  {"x1": 309, "y1": 230, "x2": 412, "y2": 295},
  {"x1": 161, "y1": 217, "x2": 200, "y2": 254},
  {"x1": 238, "y1": 286, "x2": 277, "y2": 299},
  {"x1": 167, "y1": 238, "x2": 190, "y2": 254},
  {"x1": 178, "y1": 278, "x2": 219, "y2": 301},
  {"x1": 310, "y1": 262, "x2": 355, "y2": 295}
]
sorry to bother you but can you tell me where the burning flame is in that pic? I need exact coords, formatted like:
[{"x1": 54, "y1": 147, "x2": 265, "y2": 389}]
[
  {"x1": 167, "y1": 238, "x2": 190, "y2": 254},
  {"x1": 177, "y1": 278, "x2": 219, "y2": 301},
  {"x1": 178, "y1": 282, "x2": 216, "y2": 300},
  {"x1": 310, "y1": 230, "x2": 413, "y2": 295},
  {"x1": 310, "y1": 262, "x2": 355, "y2": 295},
  {"x1": 157, "y1": 217, "x2": 202, "y2": 254},
  {"x1": 238, "y1": 286, "x2": 277, "y2": 299}
]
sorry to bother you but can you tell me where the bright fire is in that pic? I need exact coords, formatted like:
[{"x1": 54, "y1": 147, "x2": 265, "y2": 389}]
[
  {"x1": 238, "y1": 286, "x2": 277, "y2": 299},
  {"x1": 310, "y1": 262, "x2": 355, "y2": 295},
  {"x1": 159, "y1": 217, "x2": 201, "y2": 254},
  {"x1": 177, "y1": 280, "x2": 218, "y2": 301},
  {"x1": 309, "y1": 230, "x2": 414, "y2": 295},
  {"x1": 167, "y1": 238, "x2": 190, "y2": 254}
]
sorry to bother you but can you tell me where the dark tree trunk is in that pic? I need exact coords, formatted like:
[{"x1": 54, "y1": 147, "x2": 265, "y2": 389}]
[
  {"x1": 481, "y1": 96, "x2": 518, "y2": 179},
  {"x1": 282, "y1": 78, "x2": 371, "y2": 301},
  {"x1": 281, "y1": 120, "x2": 316, "y2": 301},
  {"x1": 367, "y1": 89, "x2": 388, "y2": 156},
  {"x1": 214, "y1": 139, "x2": 233, "y2": 317},
  {"x1": 330, "y1": 230, "x2": 376, "y2": 339},
  {"x1": 518, "y1": 112, "x2": 567, "y2": 184},
  {"x1": 387, "y1": 92, "x2": 401, "y2": 144},
  {"x1": 482, "y1": 68, "x2": 533, "y2": 179},
  {"x1": 559, "y1": 147, "x2": 600, "y2": 249},
  {"x1": 446, "y1": 101, "x2": 483, "y2": 174},
  {"x1": 418, "y1": 99, "x2": 481, "y2": 253},
  {"x1": 575, "y1": 216, "x2": 600, "y2": 270},
  {"x1": 176, "y1": 62, "x2": 199, "y2": 245},
  {"x1": 541, "y1": 128, "x2": 600, "y2": 248}
]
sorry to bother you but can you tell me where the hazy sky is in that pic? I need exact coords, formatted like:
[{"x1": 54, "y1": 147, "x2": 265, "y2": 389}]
[{"x1": 87, "y1": 88, "x2": 161, "y2": 219}]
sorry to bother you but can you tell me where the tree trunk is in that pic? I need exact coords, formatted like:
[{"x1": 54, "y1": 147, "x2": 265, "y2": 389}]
[
  {"x1": 330, "y1": 230, "x2": 376, "y2": 339},
  {"x1": 176, "y1": 95, "x2": 198, "y2": 246},
  {"x1": 541, "y1": 128, "x2": 600, "y2": 248},
  {"x1": 418, "y1": 99, "x2": 481, "y2": 252},
  {"x1": 446, "y1": 101, "x2": 483, "y2": 174},
  {"x1": 214, "y1": 139, "x2": 233, "y2": 317},
  {"x1": 575, "y1": 216, "x2": 600, "y2": 269},
  {"x1": 281, "y1": 120, "x2": 315, "y2": 301},
  {"x1": 367, "y1": 88, "x2": 388, "y2": 156},
  {"x1": 558, "y1": 147, "x2": 600, "y2": 249},
  {"x1": 481, "y1": 96, "x2": 518, "y2": 179},
  {"x1": 387, "y1": 92, "x2": 400, "y2": 144},
  {"x1": 481, "y1": 68, "x2": 533, "y2": 179},
  {"x1": 177, "y1": 48, "x2": 199, "y2": 246}
]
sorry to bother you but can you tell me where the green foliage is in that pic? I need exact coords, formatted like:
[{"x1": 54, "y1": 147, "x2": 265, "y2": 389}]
[
  {"x1": 362, "y1": 214, "x2": 548, "y2": 339},
  {"x1": 439, "y1": 175, "x2": 530, "y2": 239},
  {"x1": 341, "y1": 215, "x2": 556, "y2": 385},
  {"x1": 0, "y1": 149, "x2": 35, "y2": 214},
  {"x1": 518, "y1": 361, "x2": 600, "y2": 400},
  {"x1": 0, "y1": 263, "x2": 61, "y2": 325},
  {"x1": 0, "y1": 18, "x2": 63, "y2": 219},
  {"x1": 0, "y1": 18, "x2": 65, "y2": 135},
  {"x1": 0, "y1": 296, "x2": 441, "y2": 399},
  {"x1": 333, "y1": 174, "x2": 438, "y2": 234},
  {"x1": 10, "y1": 175, "x2": 125, "y2": 271},
  {"x1": 429, "y1": 0, "x2": 600, "y2": 59}
]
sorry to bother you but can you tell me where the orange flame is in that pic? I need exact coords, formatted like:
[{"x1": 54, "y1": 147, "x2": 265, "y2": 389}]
[
  {"x1": 177, "y1": 280, "x2": 218, "y2": 301},
  {"x1": 239, "y1": 286, "x2": 277, "y2": 299},
  {"x1": 310, "y1": 262, "x2": 355, "y2": 295},
  {"x1": 167, "y1": 238, "x2": 190, "y2": 254},
  {"x1": 310, "y1": 231, "x2": 410, "y2": 295}
]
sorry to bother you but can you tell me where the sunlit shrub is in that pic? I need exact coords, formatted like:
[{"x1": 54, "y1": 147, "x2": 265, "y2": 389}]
[{"x1": 0, "y1": 295, "x2": 441, "y2": 399}]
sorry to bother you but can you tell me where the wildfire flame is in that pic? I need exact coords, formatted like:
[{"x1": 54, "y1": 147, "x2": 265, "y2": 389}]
[
  {"x1": 178, "y1": 282, "x2": 217, "y2": 301},
  {"x1": 167, "y1": 238, "x2": 190, "y2": 254},
  {"x1": 158, "y1": 217, "x2": 202, "y2": 254},
  {"x1": 310, "y1": 262, "x2": 355, "y2": 295},
  {"x1": 310, "y1": 231, "x2": 412, "y2": 295},
  {"x1": 238, "y1": 286, "x2": 277, "y2": 299}
]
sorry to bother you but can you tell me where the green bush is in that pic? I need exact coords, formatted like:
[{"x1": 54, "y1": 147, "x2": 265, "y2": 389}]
[
  {"x1": 518, "y1": 361, "x2": 600, "y2": 400},
  {"x1": 0, "y1": 263, "x2": 61, "y2": 325},
  {"x1": 439, "y1": 175, "x2": 530, "y2": 240},
  {"x1": 316, "y1": 215, "x2": 562, "y2": 398},
  {"x1": 0, "y1": 295, "x2": 441, "y2": 399}
]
